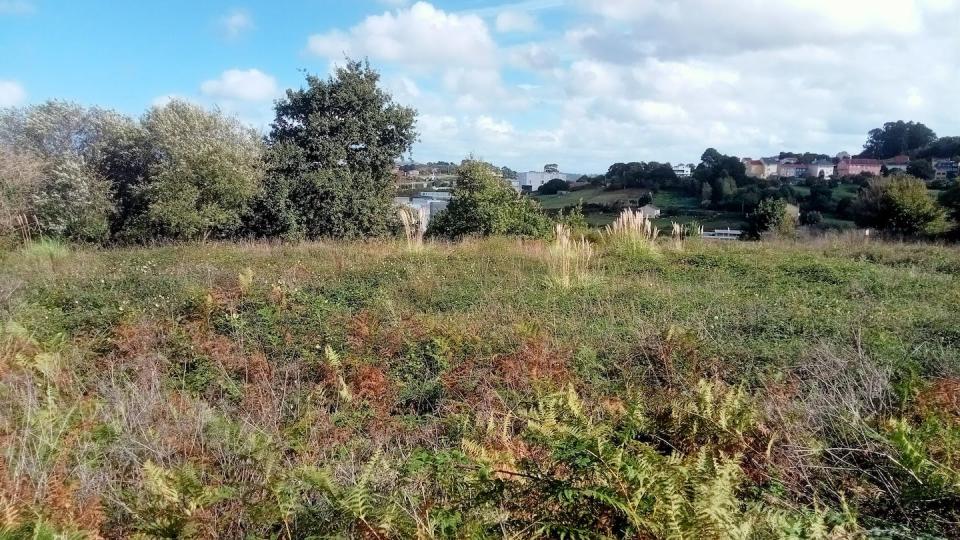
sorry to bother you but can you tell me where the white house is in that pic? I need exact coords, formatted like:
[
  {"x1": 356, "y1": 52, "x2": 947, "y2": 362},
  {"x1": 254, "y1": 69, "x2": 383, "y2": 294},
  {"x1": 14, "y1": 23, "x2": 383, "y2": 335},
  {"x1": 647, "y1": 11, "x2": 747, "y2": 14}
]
[
  {"x1": 638, "y1": 204, "x2": 661, "y2": 219},
  {"x1": 672, "y1": 163, "x2": 693, "y2": 178},
  {"x1": 760, "y1": 158, "x2": 779, "y2": 178},
  {"x1": 517, "y1": 164, "x2": 581, "y2": 192},
  {"x1": 394, "y1": 191, "x2": 451, "y2": 228},
  {"x1": 807, "y1": 160, "x2": 835, "y2": 179}
]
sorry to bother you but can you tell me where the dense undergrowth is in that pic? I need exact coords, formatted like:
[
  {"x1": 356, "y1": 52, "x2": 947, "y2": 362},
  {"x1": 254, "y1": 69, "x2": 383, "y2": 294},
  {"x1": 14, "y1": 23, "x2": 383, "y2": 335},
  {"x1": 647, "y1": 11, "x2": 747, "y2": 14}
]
[{"x1": 1, "y1": 235, "x2": 959, "y2": 538}]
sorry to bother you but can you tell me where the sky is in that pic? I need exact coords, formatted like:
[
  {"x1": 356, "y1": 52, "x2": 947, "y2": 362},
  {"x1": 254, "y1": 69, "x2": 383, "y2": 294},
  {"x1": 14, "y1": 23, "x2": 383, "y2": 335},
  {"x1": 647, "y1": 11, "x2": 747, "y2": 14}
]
[{"x1": 2, "y1": 0, "x2": 959, "y2": 174}]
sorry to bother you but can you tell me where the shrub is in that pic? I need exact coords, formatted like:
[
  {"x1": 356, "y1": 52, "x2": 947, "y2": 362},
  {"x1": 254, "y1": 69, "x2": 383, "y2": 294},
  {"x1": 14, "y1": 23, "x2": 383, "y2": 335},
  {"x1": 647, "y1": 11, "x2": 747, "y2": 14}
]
[
  {"x1": 746, "y1": 198, "x2": 796, "y2": 238},
  {"x1": 603, "y1": 208, "x2": 659, "y2": 253},
  {"x1": 428, "y1": 160, "x2": 551, "y2": 239},
  {"x1": 537, "y1": 177, "x2": 569, "y2": 195},
  {"x1": 852, "y1": 175, "x2": 948, "y2": 236},
  {"x1": 548, "y1": 223, "x2": 593, "y2": 288},
  {"x1": 129, "y1": 100, "x2": 263, "y2": 241},
  {"x1": 30, "y1": 158, "x2": 112, "y2": 242},
  {"x1": 800, "y1": 210, "x2": 824, "y2": 226}
]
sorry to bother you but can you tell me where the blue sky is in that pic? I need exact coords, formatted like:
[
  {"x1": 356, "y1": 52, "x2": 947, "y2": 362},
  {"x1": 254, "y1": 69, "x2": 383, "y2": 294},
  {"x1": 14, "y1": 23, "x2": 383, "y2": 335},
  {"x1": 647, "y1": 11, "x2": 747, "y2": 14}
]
[{"x1": 2, "y1": 0, "x2": 959, "y2": 173}]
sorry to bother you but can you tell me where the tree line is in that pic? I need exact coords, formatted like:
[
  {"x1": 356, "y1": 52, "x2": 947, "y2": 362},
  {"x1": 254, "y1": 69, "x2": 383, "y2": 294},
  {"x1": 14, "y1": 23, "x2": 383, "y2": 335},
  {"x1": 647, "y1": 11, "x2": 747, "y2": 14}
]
[{"x1": 0, "y1": 60, "x2": 421, "y2": 244}]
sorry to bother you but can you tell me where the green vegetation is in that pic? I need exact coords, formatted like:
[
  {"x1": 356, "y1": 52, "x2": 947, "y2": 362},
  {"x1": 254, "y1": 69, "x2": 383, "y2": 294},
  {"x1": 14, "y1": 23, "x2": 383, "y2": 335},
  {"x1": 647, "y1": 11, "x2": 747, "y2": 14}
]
[
  {"x1": 1, "y1": 235, "x2": 958, "y2": 537},
  {"x1": 0, "y1": 61, "x2": 416, "y2": 245},
  {"x1": 428, "y1": 160, "x2": 551, "y2": 239},
  {"x1": 852, "y1": 175, "x2": 949, "y2": 236}
]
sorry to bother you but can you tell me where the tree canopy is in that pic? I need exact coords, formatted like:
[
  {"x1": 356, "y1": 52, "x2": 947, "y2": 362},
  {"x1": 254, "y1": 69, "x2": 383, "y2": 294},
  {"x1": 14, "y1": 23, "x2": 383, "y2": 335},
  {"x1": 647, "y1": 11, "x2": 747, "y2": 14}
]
[
  {"x1": 537, "y1": 177, "x2": 570, "y2": 195},
  {"x1": 852, "y1": 175, "x2": 947, "y2": 236},
  {"x1": 427, "y1": 160, "x2": 550, "y2": 239},
  {"x1": 605, "y1": 161, "x2": 678, "y2": 190},
  {"x1": 860, "y1": 121, "x2": 937, "y2": 160},
  {"x1": 251, "y1": 60, "x2": 418, "y2": 239}
]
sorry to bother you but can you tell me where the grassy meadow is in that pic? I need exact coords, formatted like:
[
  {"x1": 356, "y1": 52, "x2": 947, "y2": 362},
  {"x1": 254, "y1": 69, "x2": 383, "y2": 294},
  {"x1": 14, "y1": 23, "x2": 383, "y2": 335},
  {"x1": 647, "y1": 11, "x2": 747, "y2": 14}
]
[{"x1": 1, "y1": 235, "x2": 959, "y2": 538}]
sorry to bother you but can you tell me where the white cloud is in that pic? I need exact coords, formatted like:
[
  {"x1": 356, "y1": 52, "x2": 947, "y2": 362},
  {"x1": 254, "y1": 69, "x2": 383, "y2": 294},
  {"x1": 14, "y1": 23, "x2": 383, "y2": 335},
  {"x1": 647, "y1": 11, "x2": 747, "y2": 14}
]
[
  {"x1": 304, "y1": 0, "x2": 960, "y2": 172},
  {"x1": 495, "y1": 10, "x2": 538, "y2": 33},
  {"x1": 307, "y1": 2, "x2": 497, "y2": 69},
  {"x1": 200, "y1": 69, "x2": 278, "y2": 102},
  {"x1": 0, "y1": 1, "x2": 34, "y2": 15},
  {"x1": 0, "y1": 80, "x2": 26, "y2": 107},
  {"x1": 220, "y1": 9, "x2": 254, "y2": 39}
]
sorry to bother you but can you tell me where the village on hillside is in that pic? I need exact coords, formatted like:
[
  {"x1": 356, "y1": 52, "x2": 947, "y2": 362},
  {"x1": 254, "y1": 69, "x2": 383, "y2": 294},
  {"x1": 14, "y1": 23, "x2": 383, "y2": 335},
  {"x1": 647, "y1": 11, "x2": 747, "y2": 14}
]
[{"x1": 393, "y1": 145, "x2": 960, "y2": 239}]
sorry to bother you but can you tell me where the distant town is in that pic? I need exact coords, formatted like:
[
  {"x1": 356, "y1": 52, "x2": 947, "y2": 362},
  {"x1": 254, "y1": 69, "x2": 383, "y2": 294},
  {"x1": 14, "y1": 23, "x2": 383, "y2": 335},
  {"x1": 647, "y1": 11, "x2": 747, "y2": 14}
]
[{"x1": 393, "y1": 137, "x2": 960, "y2": 238}]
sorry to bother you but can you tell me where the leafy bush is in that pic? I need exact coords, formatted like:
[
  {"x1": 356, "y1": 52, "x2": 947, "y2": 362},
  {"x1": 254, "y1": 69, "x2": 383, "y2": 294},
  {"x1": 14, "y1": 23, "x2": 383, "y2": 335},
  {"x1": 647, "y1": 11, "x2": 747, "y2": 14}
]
[
  {"x1": 537, "y1": 177, "x2": 570, "y2": 195},
  {"x1": 746, "y1": 198, "x2": 796, "y2": 238},
  {"x1": 852, "y1": 175, "x2": 948, "y2": 236},
  {"x1": 428, "y1": 160, "x2": 551, "y2": 239}
]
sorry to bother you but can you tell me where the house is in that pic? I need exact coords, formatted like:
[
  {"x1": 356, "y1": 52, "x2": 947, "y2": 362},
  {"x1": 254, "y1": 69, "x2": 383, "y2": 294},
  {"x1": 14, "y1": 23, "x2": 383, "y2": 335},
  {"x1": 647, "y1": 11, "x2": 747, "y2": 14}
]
[
  {"x1": 396, "y1": 172, "x2": 429, "y2": 190},
  {"x1": 393, "y1": 191, "x2": 452, "y2": 228},
  {"x1": 638, "y1": 204, "x2": 661, "y2": 219},
  {"x1": 778, "y1": 160, "x2": 808, "y2": 180},
  {"x1": 761, "y1": 158, "x2": 779, "y2": 178},
  {"x1": 673, "y1": 163, "x2": 693, "y2": 178},
  {"x1": 703, "y1": 228, "x2": 742, "y2": 240},
  {"x1": 836, "y1": 158, "x2": 881, "y2": 177},
  {"x1": 742, "y1": 158, "x2": 765, "y2": 178},
  {"x1": 884, "y1": 155, "x2": 910, "y2": 173},
  {"x1": 517, "y1": 164, "x2": 581, "y2": 192},
  {"x1": 933, "y1": 159, "x2": 959, "y2": 180},
  {"x1": 807, "y1": 160, "x2": 835, "y2": 179}
]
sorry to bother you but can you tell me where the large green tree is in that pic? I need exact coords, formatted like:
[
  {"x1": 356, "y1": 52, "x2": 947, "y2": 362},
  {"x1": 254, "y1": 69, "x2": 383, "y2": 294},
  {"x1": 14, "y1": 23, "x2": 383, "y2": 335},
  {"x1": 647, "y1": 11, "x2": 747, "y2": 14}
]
[
  {"x1": 427, "y1": 160, "x2": 551, "y2": 239},
  {"x1": 939, "y1": 183, "x2": 960, "y2": 222},
  {"x1": 746, "y1": 198, "x2": 796, "y2": 238},
  {"x1": 852, "y1": 175, "x2": 947, "y2": 235},
  {"x1": 0, "y1": 101, "x2": 118, "y2": 241},
  {"x1": 906, "y1": 159, "x2": 935, "y2": 181},
  {"x1": 251, "y1": 60, "x2": 417, "y2": 239},
  {"x1": 860, "y1": 121, "x2": 937, "y2": 160},
  {"x1": 127, "y1": 100, "x2": 263, "y2": 241}
]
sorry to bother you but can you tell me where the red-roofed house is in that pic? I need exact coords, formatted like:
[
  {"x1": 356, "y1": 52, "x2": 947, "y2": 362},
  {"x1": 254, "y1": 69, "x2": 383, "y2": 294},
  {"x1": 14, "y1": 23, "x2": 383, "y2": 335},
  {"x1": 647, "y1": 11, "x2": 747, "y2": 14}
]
[
  {"x1": 837, "y1": 158, "x2": 881, "y2": 177},
  {"x1": 883, "y1": 155, "x2": 910, "y2": 173}
]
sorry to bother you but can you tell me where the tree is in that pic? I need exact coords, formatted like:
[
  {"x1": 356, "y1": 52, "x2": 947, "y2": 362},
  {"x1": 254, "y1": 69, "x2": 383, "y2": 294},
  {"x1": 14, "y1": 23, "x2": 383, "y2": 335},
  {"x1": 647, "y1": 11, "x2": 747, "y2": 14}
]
[
  {"x1": 119, "y1": 100, "x2": 263, "y2": 241},
  {"x1": 0, "y1": 146, "x2": 44, "y2": 234},
  {"x1": 906, "y1": 159, "x2": 935, "y2": 181},
  {"x1": 939, "y1": 183, "x2": 960, "y2": 222},
  {"x1": 692, "y1": 149, "x2": 748, "y2": 207},
  {"x1": 604, "y1": 161, "x2": 679, "y2": 190},
  {"x1": 852, "y1": 175, "x2": 948, "y2": 235},
  {"x1": 800, "y1": 210, "x2": 823, "y2": 226},
  {"x1": 860, "y1": 121, "x2": 937, "y2": 160},
  {"x1": 31, "y1": 158, "x2": 112, "y2": 242},
  {"x1": 427, "y1": 160, "x2": 551, "y2": 239},
  {"x1": 746, "y1": 198, "x2": 796, "y2": 238},
  {"x1": 253, "y1": 60, "x2": 417, "y2": 239},
  {"x1": 0, "y1": 101, "x2": 125, "y2": 241},
  {"x1": 538, "y1": 178, "x2": 569, "y2": 195},
  {"x1": 913, "y1": 136, "x2": 960, "y2": 160}
]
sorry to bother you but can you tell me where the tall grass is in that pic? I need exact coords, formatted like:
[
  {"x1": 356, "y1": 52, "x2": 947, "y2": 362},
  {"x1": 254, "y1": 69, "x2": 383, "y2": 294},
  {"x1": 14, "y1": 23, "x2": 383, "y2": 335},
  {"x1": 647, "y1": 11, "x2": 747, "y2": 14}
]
[
  {"x1": 604, "y1": 208, "x2": 659, "y2": 253},
  {"x1": 670, "y1": 221, "x2": 703, "y2": 250},
  {"x1": 548, "y1": 223, "x2": 593, "y2": 288},
  {"x1": 18, "y1": 238, "x2": 69, "y2": 273},
  {"x1": 397, "y1": 205, "x2": 427, "y2": 252}
]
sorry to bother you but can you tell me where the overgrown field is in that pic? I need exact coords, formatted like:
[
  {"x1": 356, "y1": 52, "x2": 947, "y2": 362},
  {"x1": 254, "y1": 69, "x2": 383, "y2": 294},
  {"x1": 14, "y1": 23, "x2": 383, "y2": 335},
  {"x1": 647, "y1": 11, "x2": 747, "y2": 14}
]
[{"x1": 1, "y1": 236, "x2": 959, "y2": 538}]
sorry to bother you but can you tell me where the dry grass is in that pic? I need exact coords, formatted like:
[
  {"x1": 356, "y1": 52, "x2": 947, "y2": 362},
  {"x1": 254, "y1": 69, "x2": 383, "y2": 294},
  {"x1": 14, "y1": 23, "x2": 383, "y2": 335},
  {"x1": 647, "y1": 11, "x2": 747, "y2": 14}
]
[
  {"x1": 547, "y1": 223, "x2": 594, "y2": 288},
  {"x1": 0, "y1": 235, "x2": 958, "y2": 537},
  {"x1": 397, "y1": 205, "x2": 427, "y2": 252},
  {"x1": 604, "y1": 208, "x2": 659, "y2": 253}
]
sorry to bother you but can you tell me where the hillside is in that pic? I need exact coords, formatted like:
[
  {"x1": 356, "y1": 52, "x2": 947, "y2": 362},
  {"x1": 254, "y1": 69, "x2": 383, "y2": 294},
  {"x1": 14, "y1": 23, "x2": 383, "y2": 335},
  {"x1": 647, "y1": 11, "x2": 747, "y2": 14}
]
[{"x1": 2, "y1": 237, "x2": 959, "y2": 538}]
